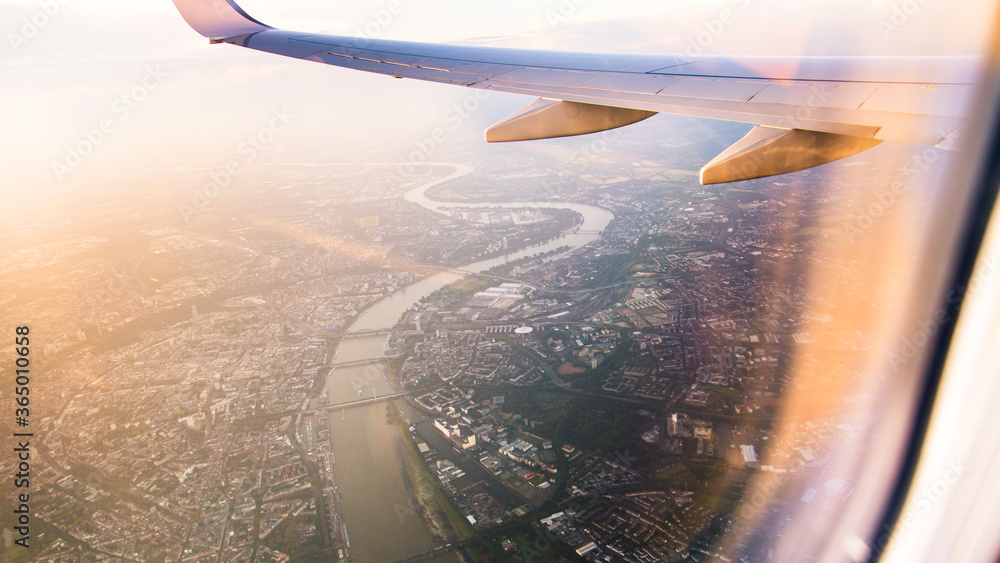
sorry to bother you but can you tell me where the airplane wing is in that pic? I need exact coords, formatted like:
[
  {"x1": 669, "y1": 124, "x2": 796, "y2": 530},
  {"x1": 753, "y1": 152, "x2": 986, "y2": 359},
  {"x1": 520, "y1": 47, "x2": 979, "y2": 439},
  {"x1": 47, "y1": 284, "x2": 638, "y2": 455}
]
[{"x1": 172, "y1": 0, "x2": 981, "y2": 184}]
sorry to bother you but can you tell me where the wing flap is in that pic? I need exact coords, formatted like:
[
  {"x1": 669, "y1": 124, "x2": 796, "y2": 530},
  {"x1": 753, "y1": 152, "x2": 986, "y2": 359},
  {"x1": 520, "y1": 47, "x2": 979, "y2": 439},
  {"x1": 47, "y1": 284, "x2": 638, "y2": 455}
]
[
  {"x1": 310, "y1": 52, "x2": 487, "y2": 85},
  {"x1": 860, "y1": 85, "x2": 974, "y2": 117},
  {"x1": 659, "y1": 78, "x2": 768, "y2": 102},
  {"x1": 490, "y1": 68, "x2": 597, "y2": 89},
  {"x1": 480, "y1": 81, "x2": 886, "y2": 137},
  {"x1": 582, "y1": 73, "x2": 678, "y2": 94},
  {"x1": 749, "y1": 83, "x2": 877, "y2": 110}
]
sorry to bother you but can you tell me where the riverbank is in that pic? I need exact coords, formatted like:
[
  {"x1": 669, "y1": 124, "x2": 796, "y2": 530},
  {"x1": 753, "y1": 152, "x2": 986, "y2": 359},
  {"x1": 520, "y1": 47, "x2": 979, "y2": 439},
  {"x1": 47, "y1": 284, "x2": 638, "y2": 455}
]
[{"x1": 394, "y1": 414, "x2": 475, "y2": 542}]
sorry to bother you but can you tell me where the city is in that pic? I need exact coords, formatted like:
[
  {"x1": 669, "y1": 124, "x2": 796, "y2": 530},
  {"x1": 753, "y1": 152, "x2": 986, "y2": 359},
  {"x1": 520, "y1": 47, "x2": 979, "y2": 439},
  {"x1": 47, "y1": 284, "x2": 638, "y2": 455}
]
[{"x1": 0, "y1": 125, "x2": 926, "y2": 561}]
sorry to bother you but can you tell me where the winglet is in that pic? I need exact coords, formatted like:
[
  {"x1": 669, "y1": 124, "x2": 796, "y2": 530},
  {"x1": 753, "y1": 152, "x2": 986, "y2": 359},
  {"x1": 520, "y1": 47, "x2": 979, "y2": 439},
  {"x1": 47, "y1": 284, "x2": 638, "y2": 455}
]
[{"x1": 172, "y1": 0, "x2": 270, "y2": 40}]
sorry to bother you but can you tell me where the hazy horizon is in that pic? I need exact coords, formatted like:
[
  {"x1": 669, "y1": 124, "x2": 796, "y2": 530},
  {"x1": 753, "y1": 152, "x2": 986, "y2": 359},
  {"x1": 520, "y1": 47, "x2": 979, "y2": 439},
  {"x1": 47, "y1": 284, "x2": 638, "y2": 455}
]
[{"x1": 2, "y1": 0, "x2": 996, "y2": 213}]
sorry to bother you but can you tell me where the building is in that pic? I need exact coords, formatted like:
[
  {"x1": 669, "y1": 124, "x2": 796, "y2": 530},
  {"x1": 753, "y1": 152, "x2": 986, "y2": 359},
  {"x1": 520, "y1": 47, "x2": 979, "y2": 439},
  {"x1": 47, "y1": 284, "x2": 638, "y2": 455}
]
[{"x1": 433, "y1": 419, "x2": 477, "y2": 449}]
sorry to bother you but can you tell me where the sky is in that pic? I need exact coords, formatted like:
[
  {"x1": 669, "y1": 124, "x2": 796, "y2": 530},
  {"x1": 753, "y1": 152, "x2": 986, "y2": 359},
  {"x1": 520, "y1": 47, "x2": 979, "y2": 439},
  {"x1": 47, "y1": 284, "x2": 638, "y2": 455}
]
[{"x1": 1, "y1": 0, "x2": 996, "y2": 210}]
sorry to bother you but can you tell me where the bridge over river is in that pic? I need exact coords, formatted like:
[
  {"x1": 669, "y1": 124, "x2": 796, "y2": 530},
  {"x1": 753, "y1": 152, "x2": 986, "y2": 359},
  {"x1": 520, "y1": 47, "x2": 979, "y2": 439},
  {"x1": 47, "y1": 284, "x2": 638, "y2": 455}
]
[
  {"x1": 301, "y1": 392, "x2": 410, "y2": 415},
  {"x1": 330, "y1": 358, "x2": 387, "y2": 368}
]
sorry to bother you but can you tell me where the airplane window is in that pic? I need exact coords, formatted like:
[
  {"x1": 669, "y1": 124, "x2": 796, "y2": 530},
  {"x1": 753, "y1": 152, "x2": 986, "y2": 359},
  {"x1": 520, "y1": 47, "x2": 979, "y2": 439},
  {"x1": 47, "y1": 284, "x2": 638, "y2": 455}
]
[{"x1": 1, "y1": 1, "x2": 998, "y2": 562}]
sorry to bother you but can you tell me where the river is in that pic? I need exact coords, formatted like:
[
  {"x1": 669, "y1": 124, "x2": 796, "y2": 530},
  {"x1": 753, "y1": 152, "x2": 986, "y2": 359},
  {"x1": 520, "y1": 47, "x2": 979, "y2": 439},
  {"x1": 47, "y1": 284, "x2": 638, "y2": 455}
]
[{"x1": 323, "y1": 164, "x2": 613, "y2": 561}]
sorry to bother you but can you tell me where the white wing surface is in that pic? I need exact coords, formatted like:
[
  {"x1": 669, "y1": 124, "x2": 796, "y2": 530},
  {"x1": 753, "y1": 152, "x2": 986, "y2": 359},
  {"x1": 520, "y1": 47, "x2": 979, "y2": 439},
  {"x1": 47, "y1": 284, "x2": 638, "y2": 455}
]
[{"x1": 172, "y1": 0, "x2": 981, "y2": 183}]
